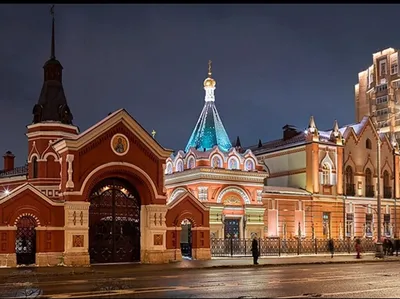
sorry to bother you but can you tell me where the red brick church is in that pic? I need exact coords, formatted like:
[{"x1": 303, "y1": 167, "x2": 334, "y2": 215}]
[{"x1": 0, "y1": 13, "x2": 210, "y2": 267}]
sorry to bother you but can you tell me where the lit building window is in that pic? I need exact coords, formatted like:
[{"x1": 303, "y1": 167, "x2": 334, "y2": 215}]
[
  {"x1": 322, "y1": 163, "x2": 331, "y2": 185},
  {"x1": 211, "y1": 155, "x2": 222, "y2": 168},
  {"x1": 176, "y1": 160, "x2": 184, "y2": 172}
]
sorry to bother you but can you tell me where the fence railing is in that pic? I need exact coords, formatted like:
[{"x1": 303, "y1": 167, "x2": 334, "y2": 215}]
[{"x1": 210, "y1": 238, "x2": 376, "y2": 257}]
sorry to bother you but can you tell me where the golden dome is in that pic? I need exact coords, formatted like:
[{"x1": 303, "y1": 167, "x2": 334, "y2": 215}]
[
  {"x1": 204, "y1": 77, "x2": 216, "y2": 88},
  {"x1": 203, "y1": 60, "x2": 216, "y2": 88}
]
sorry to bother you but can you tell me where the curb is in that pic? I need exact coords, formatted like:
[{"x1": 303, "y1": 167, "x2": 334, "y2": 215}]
[{"x1": 201, "y1": 257, "x2": 399, "y2": 270}]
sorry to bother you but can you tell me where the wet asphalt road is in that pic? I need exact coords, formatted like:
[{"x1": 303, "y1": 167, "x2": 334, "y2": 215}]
[{"x1": 1, "y1": 262, "x2": 400, "y2": 298}]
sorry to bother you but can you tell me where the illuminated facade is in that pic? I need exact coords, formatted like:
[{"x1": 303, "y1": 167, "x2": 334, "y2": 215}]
[
  {"x1": 0, "y1": 13, "x2": 210, "y2": 267},
  {"x1": 355, "y1": 47, "x2": 400, "y2": 139},
  {"x1": 251, "y1": 116, "x2": 400, "y2": 240},
  {"x1": 166, "y1": 63, "x2": 268, "y2": 241}
]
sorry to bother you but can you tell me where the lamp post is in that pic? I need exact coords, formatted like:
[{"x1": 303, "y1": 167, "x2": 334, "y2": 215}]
[{"x1": 376, "y1": 136, "x2": 384, "y2": 258}]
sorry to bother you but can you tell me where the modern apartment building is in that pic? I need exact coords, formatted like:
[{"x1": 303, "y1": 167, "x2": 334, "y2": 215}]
[{"x1": 355, "y1": 47, "x2": 400, "y2": 139}]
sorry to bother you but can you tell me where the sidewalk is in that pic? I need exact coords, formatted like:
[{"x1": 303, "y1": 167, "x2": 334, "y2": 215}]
[{"x1": 0, "y1": 253, "x2": 399, "y2": 279}]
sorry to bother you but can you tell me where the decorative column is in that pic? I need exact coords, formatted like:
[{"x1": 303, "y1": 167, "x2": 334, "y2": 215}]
[
  {"x1": 63, "y1": 201, "x2": 90, "y2": 266},
  {"x1": 140, "y1": 204, "x2": 169, "y2": 263}
]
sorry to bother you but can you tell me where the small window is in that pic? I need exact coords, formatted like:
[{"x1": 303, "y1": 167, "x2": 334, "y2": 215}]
[
  {"x1": 366, "y1": 138, "x2": 372, "y2": 149},
  {"x1": 187, "y1": 157, "x2": 195, "y2": 169},
  {"x1": 32, "y1": 156, "x2": 38, "y2": 179},
  {"x1": 322, "y1": 163, "x2": 331, "y2": 185},
  {"x1": 380, "y1": 60, "x2": 387, "y2": 76},
  {"x1": 165, "y1": 163, "x2": 173, "y2": 175},
  {"x1": 176, "y1": 160, "x2": 184, "y2": 172}
]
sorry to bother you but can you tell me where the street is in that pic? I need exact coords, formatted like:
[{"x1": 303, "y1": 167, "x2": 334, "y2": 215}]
[{"x1": 1, "y1": 261, "x2": 399, "y2": 298}]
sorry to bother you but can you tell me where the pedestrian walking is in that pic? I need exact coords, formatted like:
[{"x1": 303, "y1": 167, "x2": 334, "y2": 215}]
[
  {"x1": 328, "y1": 239, "x2": 335, "y2": 258},
  {"x1": 251, "y1": 237, "x2": 259, "y2": 265},
  {"x1": 355, "y1": 238, "x2": 362, "y2": 259}
]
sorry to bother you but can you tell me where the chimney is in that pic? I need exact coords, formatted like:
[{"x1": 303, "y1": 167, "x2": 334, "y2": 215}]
[
  {"x1": 282, "y1": 124, "x2": 300, "y2": 141},
  {"x1": 3, "y1": 151, "x2": 15, "y2": 172}
]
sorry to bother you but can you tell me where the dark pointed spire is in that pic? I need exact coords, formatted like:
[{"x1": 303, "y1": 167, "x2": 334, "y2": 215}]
[
  {"x1": 50, "y1": 5, "x2": 55, "y2": 60},
  {"x1": 32, "y1": 6, "x2": 73, "y2": 125},
  {"x1": 258, "y1": 139, "x2": 262, "y2": 148},
  {"x1": 235, "y1": 136, "x2": 242, "y2": 148}
]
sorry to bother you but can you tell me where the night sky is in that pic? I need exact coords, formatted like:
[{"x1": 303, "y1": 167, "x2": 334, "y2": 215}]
[{"x1": 0, "y1": 4, "x2": 399, "y2": 166}]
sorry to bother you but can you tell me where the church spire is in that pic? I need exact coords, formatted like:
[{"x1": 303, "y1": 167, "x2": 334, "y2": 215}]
[
  {"x1": 185, "y1": 61, "x2": 232, "y2": 152},
  {"x1": 50, "y1": 5, "x2": 55, "y2": 60},
  {"x1": 203, "y1": 60, "x2": 216, "y2": 102},
  {"x1": 32, "y1": 6, "x2": 73, "y2": 125}
]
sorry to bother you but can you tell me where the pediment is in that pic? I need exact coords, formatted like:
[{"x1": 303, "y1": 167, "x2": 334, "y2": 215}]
[
  {"x1": 168, "y1": 190, "x2": 209, "y2": 212},
  {"x1": 52, "y1": 109, "x2": 173, "y2": 159},
  {"x1": 0, "y1": 183, "x2": 63, "y2": 207}
]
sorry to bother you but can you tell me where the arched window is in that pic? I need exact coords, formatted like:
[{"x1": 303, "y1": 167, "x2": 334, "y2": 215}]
[
  {"x1": 365, "y1": 168, "x2": 373, "y2": 197},
  {"x1": 176, "y1": 160, "x2": 184, "y2": 172},
  {"x1": 211, "y1": 155, "x2": 222, "y2": 168},
  {"x1": 366, "y1": 138, "x2": 372, "y2": 149},
  {"x1": 187, "y1": 157, "x2": 195, "y2": 169},
  {"x1": 383, "y1": 170, "x2": 391, "y2": 198},
  {"x1": 165, "y1": 163, "x2": 173, "y2": 175},
  {"x1": 228, "y1": 158, "x2": 239, "y2": 170},
  {"x1": 245, "y1": 159, "x2": 255, "y2": 171},
  {"x1": 345, "y1": 166, "x2": 354, "y2": 196},
  {"x1": 32, "y1": 156, "x2": 38, "y2": 179},
  {"x1": 322, "y1": 163, "x2": 331, "y2": 185}
]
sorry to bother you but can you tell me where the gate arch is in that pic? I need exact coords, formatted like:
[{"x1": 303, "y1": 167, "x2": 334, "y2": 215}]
[
  {"x1": 15, "y1": 215, "x2": 37, "y2": 265},
  {"x1": 88, "y1": 177, "x2": 141, "y2": 264}
]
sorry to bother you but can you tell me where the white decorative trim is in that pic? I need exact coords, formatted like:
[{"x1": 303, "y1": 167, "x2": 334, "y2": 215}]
[
  {"x1": 186, "y1": 156, "x2": 196, "y2": 169},
  {"x1": 216, "y1": 186, "x2": 251, "y2": 204},
  {"x1": 168, "y1": 187, "x2": 187, "y2": 203},
  {"x1": 28, "y1": 153, "x2": 40, "y2": 163},
  {"x1": 59, "y1": 157, "x2": 63, "y2": 190},
  {"x1": 66, "y1": 154, "x2": 75, "y2": 189},
  {"x1": 27, "y1": 122, "x2": 79, "y2": 133},
  {"x1": 43, "y1": 151, "x2": 59, "y2": 162},
  {"x1": 165, "y1": 162, "x2": 173, "y2": 175},
  {"x1": 62, "y1": 162, "x2": 164, "y2": 200},
  {"x1": 14, "y1": 213, "x2": 40, "y2": 226},
  {"x1": 110, "y1": 133, "x2": 130, "y2": 156},
  {"x1": 0, "y1": 183, "x2": 64, "y2": 206},
  {"x1": 26, "y1": 131, "x2": 78, "y2": 139},
  {"x1": 167, "y1": 190, "x2": 209, "y2": 211},
  {"x1": 175, "y1": 159, "x2": 184, "y2": 172},
  {"x1": 35, "y1": 226, "x2": 65, "y2": 231},
  {"x1": 52, "y1": 109, "x2": 173, "y2": 159}
]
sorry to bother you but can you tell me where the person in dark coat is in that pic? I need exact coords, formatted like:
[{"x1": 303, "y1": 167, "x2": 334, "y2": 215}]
[
  {"x1": 251, "y1": 238, "x2": 259, "y2": 265},
  {"x1": 395, "y1": 239, "x2": 400, "y2": 256},
  {"x1": 328, "y1": 239, "x2": 335, "y2": 258},
  {"x1": 355, "y1": 238, "x2": 362, "y2": 259}
]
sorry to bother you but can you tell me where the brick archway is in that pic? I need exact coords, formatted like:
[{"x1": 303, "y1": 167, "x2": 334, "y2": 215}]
[{"x1": 82, "y1": 165, "x2": 156, "y2": 206}]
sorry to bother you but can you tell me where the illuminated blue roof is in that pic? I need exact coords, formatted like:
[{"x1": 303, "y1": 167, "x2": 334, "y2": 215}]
[{"x1": 185, "y1": 65, "x2": 232, "y2": 152}]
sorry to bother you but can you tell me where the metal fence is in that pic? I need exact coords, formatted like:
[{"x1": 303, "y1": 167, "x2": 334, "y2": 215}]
[{"x1": 210, "y1": 238, "x2": 376, "y2": 257}]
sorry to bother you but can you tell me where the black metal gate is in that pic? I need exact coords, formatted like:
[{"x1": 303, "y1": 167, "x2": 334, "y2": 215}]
[
  {"x1": 89, "y1": 178, "x2": 141, "y2": 264},
  {"x1": 15, "y1": 216, "x2": 36, "y2": 265}
]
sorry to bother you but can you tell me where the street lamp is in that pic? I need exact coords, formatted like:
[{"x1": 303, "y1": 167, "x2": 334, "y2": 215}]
[{"x1": 376, "y1": 135, "x2": 384, "y2": 258}]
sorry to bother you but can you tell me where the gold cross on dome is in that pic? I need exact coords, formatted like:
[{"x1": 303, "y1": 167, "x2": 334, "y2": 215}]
[{"x1": 151, "y1": 130, "x2": 156, "y2": 139}]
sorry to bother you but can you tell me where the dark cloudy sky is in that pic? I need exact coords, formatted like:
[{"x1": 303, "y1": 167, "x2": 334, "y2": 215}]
[{"x1": 0, "y1": 4, "x2": 398, "y2": 165}]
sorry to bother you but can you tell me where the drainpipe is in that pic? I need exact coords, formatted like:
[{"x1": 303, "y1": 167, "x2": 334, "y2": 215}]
[
  {"x1": 342, "y1": 140, "x2": 346, "y2": 240},
  {"x1": 394, "y1": 148, "x2": 397, "y2": 238}
]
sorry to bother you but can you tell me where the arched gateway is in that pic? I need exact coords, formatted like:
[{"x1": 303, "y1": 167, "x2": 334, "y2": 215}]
[{"x1": 89, "y1": 177, "x2": 141, "y2": 264}]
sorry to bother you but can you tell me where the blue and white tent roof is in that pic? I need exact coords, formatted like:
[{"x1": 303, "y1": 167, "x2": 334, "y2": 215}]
[{"x1": 185, "y1": 62, "x2": 232, "y2": 152}]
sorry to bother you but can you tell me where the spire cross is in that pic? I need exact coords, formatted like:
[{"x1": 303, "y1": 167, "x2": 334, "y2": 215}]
[
  {"x1": 151, "y1": 130, "x2": 156, "y2": 139},
  {"x1": 208, "y1": 60, "x2": 212, "y2": 76},
  {"x1": 50, "y1": 5, "x2": 56, "y2": 59}
]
